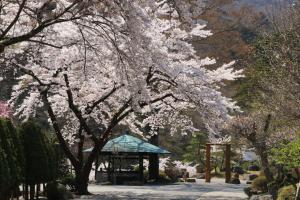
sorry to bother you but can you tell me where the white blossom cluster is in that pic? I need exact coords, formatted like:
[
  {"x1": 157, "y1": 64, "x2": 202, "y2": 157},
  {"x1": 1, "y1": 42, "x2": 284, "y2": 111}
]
[{"x1": 2, "y1": 0, "x2": 242, "y2": 143}]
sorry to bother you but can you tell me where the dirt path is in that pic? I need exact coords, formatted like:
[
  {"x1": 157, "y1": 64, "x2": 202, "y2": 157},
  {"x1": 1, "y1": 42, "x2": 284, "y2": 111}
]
[{"x1": 75, "y1": 178, "x2": 248, "y2": 200}]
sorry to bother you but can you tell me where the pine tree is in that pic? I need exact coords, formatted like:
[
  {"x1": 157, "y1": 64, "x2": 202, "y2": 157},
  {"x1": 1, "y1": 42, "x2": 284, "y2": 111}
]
[
  {"x1": 0, "y1": 118, "x2": 23, "y2": 200},
  {"x1": 183, "y1": 132, "x2": 208, "y2": 172},
  {"x1": 20, "y1": 121, "x2": 58, "y2": 199}
]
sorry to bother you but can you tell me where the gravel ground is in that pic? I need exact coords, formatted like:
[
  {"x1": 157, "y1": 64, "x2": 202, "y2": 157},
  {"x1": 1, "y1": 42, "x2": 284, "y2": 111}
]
[{"x1": 74, "y1": 178, "x2": 248, "y2": 200}]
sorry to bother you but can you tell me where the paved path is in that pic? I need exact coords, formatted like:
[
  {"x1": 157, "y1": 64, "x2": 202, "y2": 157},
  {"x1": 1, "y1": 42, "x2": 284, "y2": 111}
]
[{"x1": 75, "y1": 179, "x2": 248, "y2": 200}]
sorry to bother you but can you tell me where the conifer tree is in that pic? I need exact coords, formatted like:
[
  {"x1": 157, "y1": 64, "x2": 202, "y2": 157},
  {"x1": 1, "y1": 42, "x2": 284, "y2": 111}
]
[
  {"x1": 0, "y1": 118, "x2": 23, "y2": 200},
  {"x1": 20, "y1": 121, "x2": 57, "y2": 200}
]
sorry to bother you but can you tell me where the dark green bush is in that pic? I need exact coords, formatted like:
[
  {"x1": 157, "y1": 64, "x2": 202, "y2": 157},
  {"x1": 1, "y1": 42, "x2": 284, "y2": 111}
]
[
  {"x1": 277, "y1": 185, "x2": 296, "y2": 200},
  {"x1": 144, "y1": 170, "x2": 149, "y2": 181},
  {"x1": 158, "y1": 171, "x2": 168, "y2": 179},
  {"x1": 46, "y1": 181, "x2": 73, "y2": 200},
  {"x1": 165, "y1": 167, "x2": 181, "y2": 182},
  {"x1": 144, "y1": 170, "x2": 172, "y2": 184},
  {"x1": 251, "y1": 175, "x2": 268, "y2": 193},
  {"x1": 0, "y1": 118, "x2": 23, "y2": 200},
  {"x1": 60, "y1": 173, "x2": 76, "y2": 192},
  {"x1": 20, "y1": 121, "x2": 58, "y2": 185},
  {"x1": 244, "y1": 187, "x2": 253, "y2": 197},
  {"x1": 157, "y1": 171, "x2": 172, "y2": 184}
]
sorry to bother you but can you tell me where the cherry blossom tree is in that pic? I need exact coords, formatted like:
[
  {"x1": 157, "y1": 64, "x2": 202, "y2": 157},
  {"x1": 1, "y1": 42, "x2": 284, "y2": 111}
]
[
  {"x1": 0, "y1": 0, "x2": 90, "y2": 53},
  {"x1": 226, "y1": 113, "x2": 273, "y2": 180},
  {"x1": 2, "y1": 0, "x2": 242, "y2": 194},
  {"x1": 226, "y1": 111, "x2": 300, "y2": 198}
]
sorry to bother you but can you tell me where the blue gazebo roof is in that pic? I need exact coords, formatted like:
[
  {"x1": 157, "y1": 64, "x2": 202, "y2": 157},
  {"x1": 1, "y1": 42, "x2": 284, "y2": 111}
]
[{"x1": 83, "y1": 134, "x2": 170, "y2": 154}]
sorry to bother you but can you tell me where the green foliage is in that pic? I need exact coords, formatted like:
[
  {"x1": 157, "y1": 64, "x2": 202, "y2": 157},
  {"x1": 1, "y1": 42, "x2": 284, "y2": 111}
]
[
  {"x1": 20, "y1": 121, "x2": 58, "y2": 185},
  {"x1": 271, "y1": 139, "x2": 300, "y2": 169},
  {"x1": 252, "y1": 175, "x2": 268, "y2": 192},
  {"x1": 242, "y1": 161, "x2": 260, "y2": 171},
  {"x1": 244, "y1": 187, "x2": 253, "y2": 197},
  {"x1": 59, "y1": 173, "x2": 76, "y2": 192},
  {"x1": 211, "y1": 150, "x2": 225, "y2": 172},
  {"x1": 158, "y1": 129, "x2": 191, "y2": 161},
  {"x1": 46, "y1": 181, "x2": 73, "y2": 200},
  {"x1": 183, "y1": 132, "x2": 208, "y2": 167},
  {"x1": 143, "y1": 170, "x2": 172, "y2": 184},
  {"x1": 155, "y1": 170, "x2": 172, "y2": 184},
  {"x1": 158, "y1": 170, "x2": 170, "y2": 180},
  {"x1": 277, "y1": 185, "x2": 296, "y2": 200},
  {"x1": 164, "y1": 160, "x2": 181, "y2": 182},
  {"x1": 143, "y1": 170, "x2": 149, "y2": 180},
  {"x1": 0, "y1": 118, "x2": 23, "y2": 197},
  {"x1": 235, "y1": 28, "x2": 300, "y2": 112},
  {"x1": 50, "y1": 138, "x2": 71, "y2": 181}
]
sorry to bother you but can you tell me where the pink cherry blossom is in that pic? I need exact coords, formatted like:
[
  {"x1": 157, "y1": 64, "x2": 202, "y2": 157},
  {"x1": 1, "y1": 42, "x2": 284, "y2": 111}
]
[{"x1": 0, "y1": 101, "x2": 11, "y2": 118}]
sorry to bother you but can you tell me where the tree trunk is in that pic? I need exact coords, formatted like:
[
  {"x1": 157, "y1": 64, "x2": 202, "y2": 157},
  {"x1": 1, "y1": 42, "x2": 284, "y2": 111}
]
[
  {"x1": 256, "y1": 146, "x2": 277, "y2": 199},
  {"x1": 36, "y1": 184, "x2": 40, "y2": 199},
  {"x1": 22, "y1": 184, "x2": 25, "y2": 199},
  {"x1": 75, "y1": 176, "x2": 89, "y2": 195},
  {"x1": 25, "y1": 184, "x2": 29, "y2": 200},
  {"x1": 259, "y1": 149, "x2": 273, "y2": 182},
  {"x1": 42, "y1": 183, "x2": 46, "y2": 196},
  {"x1": 296, "y1": 179, "x2": 300, "y2": 200},
  {"x1": 29, "y1": 185, "x2": 35, "y2": 200},
  {"x1": 295, "y1": 168, "x2": 300, "y2": 200},
  {"x1": 75, "y1": 169, "x2": 91, "y2": 195},
  {"x1": 250, "y1": 114, "x2": 277, "y2": 199}
]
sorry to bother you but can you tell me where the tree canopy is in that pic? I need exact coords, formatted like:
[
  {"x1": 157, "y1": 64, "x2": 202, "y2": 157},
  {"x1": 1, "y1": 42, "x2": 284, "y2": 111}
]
[{"x1": 0, "y1": 0, "x2": 243, "y2": 193}]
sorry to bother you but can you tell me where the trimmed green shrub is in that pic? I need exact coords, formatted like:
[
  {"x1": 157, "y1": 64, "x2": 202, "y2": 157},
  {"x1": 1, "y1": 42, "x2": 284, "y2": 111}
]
[
  {"x1": 157, "y1": 171, "x2": 172, "y2": 184},
  {"x1": 60, "y1": 173, "x2": 76, "y2": 192},
  {"x1": 20, "y1": 121, "x2": 58, "y2": 186},
  {"x1": 46, "y1": 181, "x2": 73, "y2": 200},
  {"x1": 0, "y1": 145, "x2": 12, "y2": 199},
  {"x1": 0, "y1": 118, "x2": 23, "y2": 199},
  {"x1": 158, "y1": 171, "x2": 168, "y2": 180},
  {"x1": 144, "y1": 170, "x2": 172, "y2": 184},
  {"x1": 244, "y1": 187, "x2": 253, "y2": 197},
  {"x1": 143, "y1": 170, "x2": 149, "y2": 181},
  {"x1": 252, "y1": 175, "x2": 268, "y2": 192},
  {"x1": 277, "y1": 185, "x2": 296, "y2": 200}
]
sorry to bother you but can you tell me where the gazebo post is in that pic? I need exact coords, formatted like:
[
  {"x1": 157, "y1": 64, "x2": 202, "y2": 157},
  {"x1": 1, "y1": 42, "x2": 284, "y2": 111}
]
[
  {"x1": 225, "y1": 144, "x2": 231, "y2": 183},
  {"x1": 112, "y1": 156, "x2": 116, "y2": 185},
  {"x1": 139, "y1": 153, "x2": 144, "y2": 184},
  {"x1": 108, "y1": 155, "x2": 111, "y2": 181},
  {"x1": 149, "y1": 153, "x2": 159, "y2": 181},
  {"x1": 205, "y1": 144, "x2": 211, "y2": 183},
  {"x1": 149, "y1": 134, "x2": 159, "y2": 181}
]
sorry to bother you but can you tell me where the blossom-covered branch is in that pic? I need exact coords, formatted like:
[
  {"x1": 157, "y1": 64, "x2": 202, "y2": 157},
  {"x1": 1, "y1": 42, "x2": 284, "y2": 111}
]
[{"x1": 0, "y1": 101, "x2": 11, "y2": 118}]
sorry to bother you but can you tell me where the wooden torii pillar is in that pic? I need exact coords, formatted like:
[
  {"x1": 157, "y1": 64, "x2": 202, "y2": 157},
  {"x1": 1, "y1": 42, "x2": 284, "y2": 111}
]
[{"x1": 205, "y1": 143, "x2": 231, "y2": 183}]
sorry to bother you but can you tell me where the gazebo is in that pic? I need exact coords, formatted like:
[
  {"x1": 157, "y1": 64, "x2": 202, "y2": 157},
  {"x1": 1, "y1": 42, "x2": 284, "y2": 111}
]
[{"x1": 83, "y1": 134, "x2": 170, "y2": 184}]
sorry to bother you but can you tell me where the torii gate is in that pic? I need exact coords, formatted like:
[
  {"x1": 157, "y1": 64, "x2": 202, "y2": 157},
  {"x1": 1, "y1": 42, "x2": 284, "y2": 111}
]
[{"x1": 205, "y1": 143, "x2": 231, "y2": 183}]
